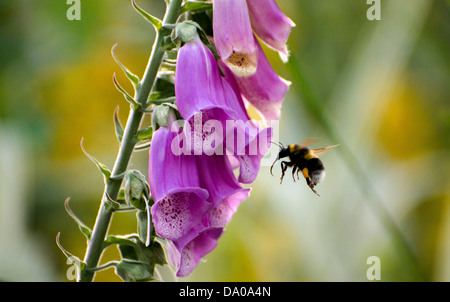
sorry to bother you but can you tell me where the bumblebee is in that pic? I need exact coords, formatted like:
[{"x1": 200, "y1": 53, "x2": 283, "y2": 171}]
[{"x1": 270, "y1": 139, "x2": 338, "y2": 196}]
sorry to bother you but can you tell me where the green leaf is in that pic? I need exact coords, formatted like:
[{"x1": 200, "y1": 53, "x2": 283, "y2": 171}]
[
  {"x1": 80, "y1": 138, "x2": 111, "y2": 183},
  {"x1": 149, "y1": 91, "x2": 175, "y2": 102},
  {"x1": 134, "y1": 141, "x2": 151, "y2": 152},
  {"x1": 174, "y1": 21, "x2": 199, "y2": 43},
  {"x1": 137, "y1": 126, "x2": 153, "y2": 142},
  {"x1": 118, "y1": 244, "x2": 139, "y2": 261},
  {"x1": 113, "y1": 74, "x2": 141, "y2": 109},
  {"x1": 191, "y1": 9, "x2": 213, "y2": 36},
  {"x1": 111, "y1": 44, "x2": 140, "y2": 88},
  {"x1": 115, "y1": 260, "x2": 154, "y2": 282},
  {"x1": 56, "y1": 233, "x2": 86, "y2": 271},
  {"x1": 180, "y1": 1, "x2": 212, "y2": 14},
  {"x1": 148, "y1": 97, "x2": 176, "y2": 105},
  {"x1": 113, "y1": 106, "x2": 124, "y2": 143},
  {"x1": 104, "y1": 235, "x2": 138, "y2": 249},
  {"x1": 152, "y1": 104, "x2": 171, "y2": 128},
  {"x1": 137, "y1": 210, "x2": 151, "y2": 246},
  {"x1": 64, "y1": 198, "x2": 92, "y2": 241},
  {"x1": 132, "y1": 0, "x2": 162, "y2": 31},
  {"x1": 139, "y1": 240, "x2": 167, "y2": 266},
  {"x1": 161, "y1": 35, "x2": 178, "y2": 51},
  {"x1": 104, "y1": 192, "x2": 121, "y2": 210},
  {"x1": 123, "y1": 170, "x2": 148, "y2": 211},
  {"x1": 116, "y1": 188, "x2": 127, "y2": 205},
  {"x1": 105, "y1": 235, "x2": 167, "y2": 281}
]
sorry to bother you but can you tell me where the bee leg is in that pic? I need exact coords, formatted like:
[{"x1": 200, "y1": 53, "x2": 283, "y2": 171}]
[
  {"x1": 291, "y1": 165, "x2": 298, "y2": 182},
  {"x1": 310, "y1": 187, "x2": 320, "y2": 197},
  {"x1": 280, "y1": 161, "x2": 293, "y2": 184},
  {"x1": 305, "y1": 178, "x2": 320, "y2": 196},
  {"x1": 280, "y1": 162, "x2": 287, "y2": 184}
]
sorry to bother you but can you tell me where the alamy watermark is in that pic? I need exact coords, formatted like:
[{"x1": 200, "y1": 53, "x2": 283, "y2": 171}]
[
  {"x1": 67, "y1": 0, "x2": 81, "y2": 21},
  {"x1": 366, "y1": 256, "x2": 381, "y2": 280},
  {"x1": 166, "y1": 113, "x2": 280, "y2": 167},
  {"x1": 66, "y1": 256, "x2": 81, "y2": 281},
  {"x1": 366, "y1": 0, "x2": 381, "y2": 21}
]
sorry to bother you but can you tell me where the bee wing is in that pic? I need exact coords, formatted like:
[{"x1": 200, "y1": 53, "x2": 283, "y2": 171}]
[
  {"x1": 311, "y1": 144, "x2": 339, "y2": 155},
  {"x1": 298, "y1": 137, "x2": 320, "y2": 148}
]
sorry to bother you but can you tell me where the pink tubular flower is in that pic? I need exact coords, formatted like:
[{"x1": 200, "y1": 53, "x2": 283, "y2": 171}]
[
  {"x1": 148, "y1": 113, "x2": 250, "y2": 277},
  {"x1": 170, "y1": 188, "x2": 249, "y2": 277},
  {"x1": 246, "y1": 0, "x2": 295, "y2": 62},
  {"x1": 149, "y1": 113, "x2": 210, "y2": 242},
  {"x1": 213, "y1": 0, "x2": 295, "y2": 76},
  {"x1": 175, "y1": 34, "x2": 272, "y2": 184},
  {"x1": 213, "y1": 0, "x2": 258, "y2": 77},
  {"x1": 229, "y1": 37, "x2": 291, "y2": 121},
  {"x1": 213, "y1": 0, "x2": 293, "y2": 121},
  {"x1": 168, "y1": 155, "x2": 250, "y2": 277}
]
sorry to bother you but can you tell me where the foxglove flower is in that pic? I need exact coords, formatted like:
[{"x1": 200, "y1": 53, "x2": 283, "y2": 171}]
[
  {"x1": 175, "y1": 34, "x2": 272, "y2": 184},
  {"x1": 213, "y1": 0, "x2": 293, "y2": 121},
  {"x1": 148, "y1": 113, "x2": 210, "y2": 242},
  {"x1": 213, "y1": 0, "x2": 258, "y2": 77},
  {"x1": 228, "y1": 37, "x2": 291, "y2": 121},
  {"x1": 213, "y1": 0, "x2": 295, "y2": 76},
  {"x1": 149, "y1": 111, "x2": 250, "y2": 277},
  {"x1": 168, "y1": 155, "x2": 250, "y2": 277},
  {"x1": 246, "y1": 0, "x2": 295, "y2": 62}
]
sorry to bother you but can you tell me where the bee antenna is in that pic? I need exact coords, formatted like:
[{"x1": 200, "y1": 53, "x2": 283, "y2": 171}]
[{"x1": 270, "y1": 141, "x2": 284, "y2": 150}]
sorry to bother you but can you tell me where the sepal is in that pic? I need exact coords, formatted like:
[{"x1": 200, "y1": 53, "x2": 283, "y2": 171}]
[
  {"x1": 111, "y1": 44, "x2": 140, "y2": 89},
  {"x1": 105, "y1": 235, "x2": 167, "y2": 282},
  {"x1": 151, "y1": 104, "x2": 171, "y2": 130},
  {"x1": 113, "y1": 106, "x2": 124, "y2": 143},
  {"x1": 80, "y1": 138, "x2": 111, "y2": 184},
  {"x1": 113, "y1": 74, "x2": 140, "y2": 109},
  {"x1": 131, "y1": 0, "x2": 162, "y2": 31},
  {"x1": 123, "y1": 170, "x2": 149, "y2": 211},
  {"x1": 56, "y1": 233, "x2": 86, "y2": 274},
  {"x1": 115, "y1": 259, "x2": 153, "y2": 282},
  {"x1": 180, "y1": 1, "x2": 212, "y2": 14},
  {"x1": 137, "y1": 126, "x2": 153, "y2": 142},
  {"x1": 64, "y1": 198, "x2": 92, "y2": 241}
]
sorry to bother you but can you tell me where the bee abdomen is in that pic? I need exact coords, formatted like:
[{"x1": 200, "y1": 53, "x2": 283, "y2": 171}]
[
  {"x1": 306, "y1": 158, "x2": 325, "y2": 185},
  {"x1": 310, "y1": 169, "x2": 326, "y2": 185}
]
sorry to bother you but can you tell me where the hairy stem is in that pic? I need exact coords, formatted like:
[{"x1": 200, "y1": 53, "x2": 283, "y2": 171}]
[{"x1": 78, "y1": 0, "x2": 182, "y2": 282}]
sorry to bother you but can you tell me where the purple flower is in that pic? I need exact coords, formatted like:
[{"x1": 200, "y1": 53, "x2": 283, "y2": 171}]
[
  {"x1": 213, "y1": 0, "x2": 295, "y2": 77},
  {"x1": 167, "y1": 155, "x2": 250, "y2": 277},
  {"x1": 149, "y1": 114, "x2": 210, "y2": 242},
  {"x1": 228, "y1": 37, "x2": 291, "y2": 121},
  {"x1": 175, "y1": 34, "x2": 272, "y2": 183},
  {"x1": 149, "y1": 114, "x2": 250, "y2": 277},
  {"x1": 213, "y1": 0, "x2": 258, "y2": 77},
  {"x1": 213, "y1": 0, "x2": 292, "y2": 121},
  {"x1": 169, "y1": 188, "x2": 249, "y2": 277},
  {"x1": 246, "y1": 0, "x2": 295, "y2": 62},
  {"x1": 148, "y1": 6, "x2": 292, "y2": 274}
]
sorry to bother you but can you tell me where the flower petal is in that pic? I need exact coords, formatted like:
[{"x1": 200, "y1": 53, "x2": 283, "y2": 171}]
[
  {"x1": 196, "y1": 154, "x2": 248, "y2": 207},
  {"x1": 171, "y1": 188, "x2": 250, "y2": 277},
  {"x1": 149, "y1": 119, "x2": 210, "y2": 241},
  {"x1": 235, "y1": 126, "x2": 273, "y2": 184},
  {"x1": 233, "y1": 37, "x2": 291, "y2": 121},
  {"x1": 213, "y1": 0, "x2": 257, "y2": 76},
  {"x1": 246, "y1": 0, "x2": 295, "y2": 61},
  {"x1": 220, "y1": 61, "x2": 274, "y2": 183},
  {"x1": 176, "y1": 228, "x2": 223, "y2": 277}
]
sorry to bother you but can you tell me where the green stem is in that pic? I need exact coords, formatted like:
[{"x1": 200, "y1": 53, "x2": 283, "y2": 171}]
[{"x1": 78, "y1": 0, "x2": 182, "y2": 282}]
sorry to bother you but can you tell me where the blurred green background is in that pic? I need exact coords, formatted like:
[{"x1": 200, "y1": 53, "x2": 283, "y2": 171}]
[{"x1": 0, "y1": 0, "x2": 448, "y2": 282}]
